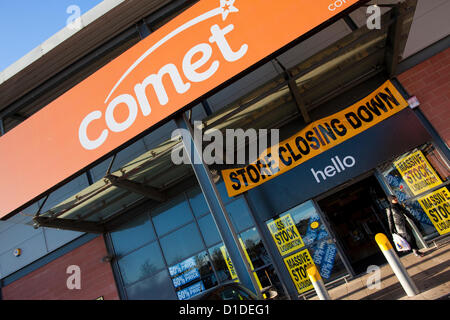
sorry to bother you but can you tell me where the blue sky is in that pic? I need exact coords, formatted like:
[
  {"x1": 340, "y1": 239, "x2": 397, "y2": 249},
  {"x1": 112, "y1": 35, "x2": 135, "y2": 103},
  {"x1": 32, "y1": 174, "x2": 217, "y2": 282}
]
[{"x1": 0, "y1": 0, "x2": 103, "y2": 72}]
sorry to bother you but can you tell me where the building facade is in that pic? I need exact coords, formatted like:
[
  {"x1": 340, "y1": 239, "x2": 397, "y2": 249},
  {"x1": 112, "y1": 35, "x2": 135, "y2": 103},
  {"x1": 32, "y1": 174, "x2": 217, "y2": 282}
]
[{"x1": 0, "y1": 0, "x2": 449, "y2": 300}]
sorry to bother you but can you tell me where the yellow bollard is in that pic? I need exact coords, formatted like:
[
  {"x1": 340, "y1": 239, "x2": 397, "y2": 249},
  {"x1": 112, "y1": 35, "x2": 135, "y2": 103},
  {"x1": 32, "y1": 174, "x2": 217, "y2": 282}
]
[
  {"x1": 375, "y1": 233, "x2": 419, "y2": 297},
  {"x1": 307, "y1": 265, "x2": 331, "y2": 300}
]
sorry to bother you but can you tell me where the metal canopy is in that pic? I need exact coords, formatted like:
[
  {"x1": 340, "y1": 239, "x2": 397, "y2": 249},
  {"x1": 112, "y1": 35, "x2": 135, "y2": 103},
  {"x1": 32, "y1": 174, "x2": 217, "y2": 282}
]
[
  {"x1": 31, "y1": 1, "x2": 417, "y2": 233},
  {"x1": 32, "y1": 138, "x2": 193, "y2": 232}
]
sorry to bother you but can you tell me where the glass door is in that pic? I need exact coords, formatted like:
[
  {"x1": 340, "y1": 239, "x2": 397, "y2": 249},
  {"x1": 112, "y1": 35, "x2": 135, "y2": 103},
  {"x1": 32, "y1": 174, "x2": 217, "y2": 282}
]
[{"x1": 265, "y1": 200, "x2": 349, "y2": 295}]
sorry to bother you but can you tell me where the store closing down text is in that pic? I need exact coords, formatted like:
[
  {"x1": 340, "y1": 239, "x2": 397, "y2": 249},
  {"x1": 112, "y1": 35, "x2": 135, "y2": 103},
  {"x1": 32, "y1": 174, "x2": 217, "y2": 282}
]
[{"x1": 221, "y1": 81, "x2": 410, "y2": 197}]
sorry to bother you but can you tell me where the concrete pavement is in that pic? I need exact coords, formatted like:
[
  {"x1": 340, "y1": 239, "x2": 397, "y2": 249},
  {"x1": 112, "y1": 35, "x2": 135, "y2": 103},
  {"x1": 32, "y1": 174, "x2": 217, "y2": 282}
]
[{"x1": 308, "y1": 237, "x2": 450, "y2": 300}]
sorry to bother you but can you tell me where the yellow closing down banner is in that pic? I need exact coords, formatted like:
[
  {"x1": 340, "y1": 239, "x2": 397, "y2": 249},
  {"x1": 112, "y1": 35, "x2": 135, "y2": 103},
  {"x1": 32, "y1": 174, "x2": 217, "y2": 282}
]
[{"x1": 221, "y1": 80, "x2": 409, "y2": 197}]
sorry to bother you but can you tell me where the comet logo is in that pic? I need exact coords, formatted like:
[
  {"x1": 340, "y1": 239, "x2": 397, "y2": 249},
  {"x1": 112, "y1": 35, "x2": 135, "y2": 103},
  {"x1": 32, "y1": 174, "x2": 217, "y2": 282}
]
[{"x1": 78, "y1": 0, "x2": 247, "y2": 150}]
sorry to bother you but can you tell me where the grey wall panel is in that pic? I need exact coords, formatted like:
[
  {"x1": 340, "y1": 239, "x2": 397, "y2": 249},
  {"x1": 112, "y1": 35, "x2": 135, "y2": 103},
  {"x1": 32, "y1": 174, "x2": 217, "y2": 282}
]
[
  {"x1": 348, "y1": 6, "x2": 392, "y2": 29},
  {"x1": 0, "y1": 202, "x2": 42, "y2": 233},
  {"x1": 403, "y1": 0, "x2": 450, "y2": 58},
  {"x1": 0, "y1": 222, "x2": 43, "y2": 251},
  {"x1": 0, "y1": 232, "x2": 47, "y2": 278},
  {"x1": 206, "y1": 62, "x2": 279, "y2": 114},
  {"x1": 0, "y1": 187, "x2": 86, "y2": 279},
  {"x1": 349, "y1": 0, "x2": 449, "y2": 60},
  {"x1": 43, "y1": 227, "x2": 82, "y2": 252},
  {"x1": 276, "y1": 20, "x2": 352, "y2": 69}
]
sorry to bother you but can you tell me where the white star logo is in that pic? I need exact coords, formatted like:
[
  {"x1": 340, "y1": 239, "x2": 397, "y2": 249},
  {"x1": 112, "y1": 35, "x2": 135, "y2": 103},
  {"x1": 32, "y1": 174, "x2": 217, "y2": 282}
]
[{"x1": 220, "y1": 0, "x2": 239, "y2": 21}]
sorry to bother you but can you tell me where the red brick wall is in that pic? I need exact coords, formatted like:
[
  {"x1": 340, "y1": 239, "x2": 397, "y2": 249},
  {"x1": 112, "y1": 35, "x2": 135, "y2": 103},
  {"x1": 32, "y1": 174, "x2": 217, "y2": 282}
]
[
  {"x1": 2, "y1": 235, "x2": 120, "y2": 300},
  {"x1": 398, "y1": 48, "x2": 450, "y2": 147}
]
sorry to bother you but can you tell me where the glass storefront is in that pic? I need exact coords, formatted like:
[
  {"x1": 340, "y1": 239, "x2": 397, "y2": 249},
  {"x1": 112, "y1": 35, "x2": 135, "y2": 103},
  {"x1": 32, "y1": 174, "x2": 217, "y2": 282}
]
[
  {"x1": 102, "y1": 71, "x2": 449, "y2": 300},
  {"x1": 110, "y1": 182, "x2": 286, "y2": 300},
  {"x1": 265, "y1": 200, "x2": 348, "y2": 294},
  {"x1": 378, "y1": 142, "x2": 450, "y2": 239},
  {"x1": 106, "y1": 111, "x2": 450, "y2": 300}
]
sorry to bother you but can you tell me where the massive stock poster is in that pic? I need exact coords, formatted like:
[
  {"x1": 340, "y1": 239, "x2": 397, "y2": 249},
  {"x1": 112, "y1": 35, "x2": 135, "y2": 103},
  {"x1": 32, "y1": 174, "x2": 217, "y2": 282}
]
[{"x1": 267, "y1": 214, "x2": 316, "y2": 294}]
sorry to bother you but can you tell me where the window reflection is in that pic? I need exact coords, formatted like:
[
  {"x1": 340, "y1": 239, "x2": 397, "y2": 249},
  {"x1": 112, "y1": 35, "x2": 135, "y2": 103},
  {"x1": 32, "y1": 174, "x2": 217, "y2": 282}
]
[
  {"x1": 287, "y1": 201, "x2": 329, "y2": 246},
  {"x1": 254, "y1": 265, "x2": 286, "y2": 299},
  {"x1": 110, "y1": 184, "x2": 284, "y2": 300},
  {"x1": 152, "y1": 196, "x2": 193, "y2": 237},
  {"x1": 125, "y1": 269, "x2": 177, "y2": 300},
  {"x1": 308, "y1": 239, "x2": 347, "y2": 280},
  {"x1": 226, "y1": 198, "x2": 254, "y2": 232},
  {"x1": 117, "y1": 242, "x2": 165, "y2": 286},
  {"x1": 239, "y1": 227, "x2": 270, "y2": 269},
  {"x1": 160, "y1": 223, "x2": 204, "y2": 266},
  {"x1": 208, "y1": 243, "x2": 234, "y2": 283},
  {"x1": 220, "y1": 287, "x2": 254, "y2": 300},
  {"x1": 198, "y1": 214, "x2": 221, "y2": 247},
  {"x1": 169, "y1": 251, "x2": 217, "y2": 300},
  {"x1": 266, "y1": 200, "x2": 346, "y2": 284},
  {"x1": 187, "y1": 187, "x2": 209, "y2": 217},
  {"x1": 111, "y1": 212, "x2": 155, "y2": 256}
]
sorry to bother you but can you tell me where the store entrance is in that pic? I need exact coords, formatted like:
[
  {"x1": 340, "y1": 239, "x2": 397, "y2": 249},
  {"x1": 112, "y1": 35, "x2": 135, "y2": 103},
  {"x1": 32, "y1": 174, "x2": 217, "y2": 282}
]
[{"x1": 317, "y1": 175, "x2": 390, "y2": 275}]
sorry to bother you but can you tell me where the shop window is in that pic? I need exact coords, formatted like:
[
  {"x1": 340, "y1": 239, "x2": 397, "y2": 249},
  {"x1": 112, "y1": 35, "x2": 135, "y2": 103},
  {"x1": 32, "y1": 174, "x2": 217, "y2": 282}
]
[
  {"x1": 226, "y1": 198, "x2": 255, "y2": 233},
  {"x1": 381, "y1": 143, "x2": 449, "y2": 200},
  {"x1": 198, "y1": 214, "x2": 221, "y2": 247},
  {"x1": 238, "y1": 228, "x2": 287, "y2": 299},
  {"x1": 254, "y1": 265, "x2": 286, "y2": 299},
  {"x1": 208, "y1": 243, "x2": 234, "y2": 283},
  {"x1": 169, "y1": 251, "x2": 218, "y2": 300},
  {"x1": 423, "y1": 144, "x2": 450, "y2": 182},
  {"x1": 239, "y1": 227, "x2": 271, "y2": 270},
  {"x1": 159, "y1": 223, "x2": 205, "y2": 266},
  {"x1": 110, "y1": 212, "x2": 155, "y2": 256},
  {"x1": 125, "y1": 269, "x2": 177, "y2": 300},
  {"x1": 378, "y1": 143, "x2": 450, "y2": 238},
  {"x1": 266, "y1": 201, "x2": 347, "y2": 284},
  {"x1": 152, "y1": 195, "x2": 193, "y2": 237},
  {"x1": 307, "y1": 239, "x2": 347, "y2": 280},
  {"x1": 288, "y1": 201, "x2": 330, "y2": 246},
  {"x1": 187, "y1": 187, "x2": 210, "y2": 218},
  {"x1": 117, "y1": 241, "x2": 165, "y2": 286},
  {"x1": 208, "y1": 235, "x2": 287, "y2": 299}
]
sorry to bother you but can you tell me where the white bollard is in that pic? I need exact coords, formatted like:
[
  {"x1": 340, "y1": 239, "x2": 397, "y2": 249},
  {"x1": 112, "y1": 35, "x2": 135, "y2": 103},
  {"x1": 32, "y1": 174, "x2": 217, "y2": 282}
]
[
  {"x1": 307, "y1": 265, "x2": 331, "y2": 300},
  {"x1": 375, "y1": 233, "x2": 420, "y2": 297}
]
